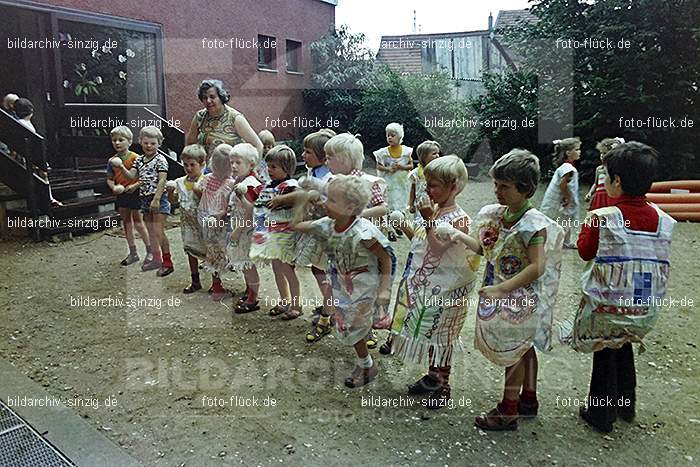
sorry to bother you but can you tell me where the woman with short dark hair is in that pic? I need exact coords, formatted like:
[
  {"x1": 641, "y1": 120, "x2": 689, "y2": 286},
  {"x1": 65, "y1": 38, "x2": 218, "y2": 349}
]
[{"x1": 185, "y1": 79, "x2": 263, "y2": 163}]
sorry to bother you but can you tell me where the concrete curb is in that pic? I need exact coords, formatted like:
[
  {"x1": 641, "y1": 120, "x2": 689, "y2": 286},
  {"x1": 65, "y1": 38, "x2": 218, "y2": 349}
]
[{"x1": 0, "y1": 359, "x2": 142, "y2": 467}]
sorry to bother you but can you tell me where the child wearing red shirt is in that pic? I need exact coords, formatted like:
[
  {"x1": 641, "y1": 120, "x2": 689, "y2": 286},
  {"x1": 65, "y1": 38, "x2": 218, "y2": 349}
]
[{"x1": 574, "y1": 142, "x2": 675, "y2": 433}]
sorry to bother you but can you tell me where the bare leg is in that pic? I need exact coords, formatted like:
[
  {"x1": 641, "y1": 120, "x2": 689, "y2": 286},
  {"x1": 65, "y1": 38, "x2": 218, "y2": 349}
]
[
  {"x1": 271, "y1": 260, "x2": 290, "y2": 305},
  {"x1": 311, "y1": 266, "x2": 333, "y2": 314},
  {"x1": 281, "y1": 263, "x2": 300, "y2": 310},
  {"x1": 503, "y1": 358, "x2": 526, "y2": 402},
  {"x1": 354, "y1": 339, "x2": 369, "y2": 359},
  {"x1": 131, "y1": 209, "x2": 150, "y2": 251},
  {"x1": 243, "y1": 266, "x2": 260, "y2": 303},
  {"x1": 144, "y1": 213, "x2": 161, "y2": 259},
  {"x1": 155, "y1": 213, "x2": 170, "y2": 255},
  {"x1": 522, "y1": 347, "x2": 538, "y2": 393},
  {"x1": 119, "y1": 207, "x2": 135, "y2": 248}
]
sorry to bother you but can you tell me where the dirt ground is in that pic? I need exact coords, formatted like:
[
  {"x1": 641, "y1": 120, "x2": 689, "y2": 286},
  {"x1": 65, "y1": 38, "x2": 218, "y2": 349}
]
[{"x1": 1, "y1": 180, "x2": 698, "y2": 466}]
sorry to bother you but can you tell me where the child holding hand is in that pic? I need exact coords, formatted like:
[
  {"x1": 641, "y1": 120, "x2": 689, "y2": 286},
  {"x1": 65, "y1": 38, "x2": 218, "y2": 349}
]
[
  {"x1": 292, "y1": 175, "x2": 394, "y2": 388},
  {"x1": 437, "y1": 150, "x2": 564, "y2": 430},
  {"x1": 324, "y1": 133, "x2": 391, "y2": 348},
  {"x1": 248, "y1": 145, "x2": 303, "y2": 320},
  {"x1": 295, "y1": 129, "x2": 337, "y2": 342}
]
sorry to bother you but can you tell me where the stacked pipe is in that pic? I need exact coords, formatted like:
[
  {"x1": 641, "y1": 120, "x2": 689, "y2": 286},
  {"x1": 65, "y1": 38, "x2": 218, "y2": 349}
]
[{"x1": 646, "y1": 180, "x2": 700, "y2": 222}]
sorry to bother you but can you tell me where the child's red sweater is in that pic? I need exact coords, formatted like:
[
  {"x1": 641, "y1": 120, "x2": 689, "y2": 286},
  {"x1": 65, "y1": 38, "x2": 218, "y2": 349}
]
[{"x1": 577, "y1": 195, "x2": 659, "y2": 261}]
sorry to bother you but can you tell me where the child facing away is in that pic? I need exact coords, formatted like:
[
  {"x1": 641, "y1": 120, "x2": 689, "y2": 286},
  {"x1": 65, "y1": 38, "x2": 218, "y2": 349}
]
[
  {"x1": 323, "y1": 132, "x2": 391, "y2": 349},
  {"x1": 572, "y1": 142, "x2": 675, "y2": 433},
  {"x1": 248, "y1": 145, "x2": 303, "y2": 320},
  {"x1": 437, "y1": 149, "x2": 564, "y2": 430},
  {"x1": 540, "y1": 137, "x2": 582, "y2": 248},
  {"x1": 107, "y1": 126, "x2": 150, "y2": 266},
  {"x1": 165, "y1": 145, "x2": 207, "y2": 292},
  {"x1": 256, "y1": 129, "x2": 274, "y2": 183},
  {"x1": 373, "y1": 123, "x2": 413, "y2": 241},
  {"x1": 292, "y1": 174, "x2": 394, "y2": 387},
  {"x1": 295, "y1": 129, "x2": 337, "y2": 342},
  {"x1": 196, "y1": 143, "x2": 237, "y2": 300},
  {"x1": 391, "y1": 155, "x2": 479, "y2": 408},
  {"x1": 113, "y1": 126, "x2": 173, "y2": 276},
  {"x1": 585, "y1": 137, "x2": 625, "y2": 211},
  {"x1": 227, "y1": 143, "x2": 263, "y2": 313}
]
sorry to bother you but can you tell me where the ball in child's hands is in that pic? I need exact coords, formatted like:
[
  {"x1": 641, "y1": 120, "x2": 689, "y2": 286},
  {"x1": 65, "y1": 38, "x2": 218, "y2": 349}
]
[
  {"x1": 113, "y1": 184, "x2": 125, "y2": 194},
  {"x1": 435, "y1": 223, "x2": 455, "y2": 240},
  {"x1": 165, "y1": 180, "x2": 177, "y2": 190},
  {"x1": 110, "y1": 157, "x2": 123, "y2": 167}
]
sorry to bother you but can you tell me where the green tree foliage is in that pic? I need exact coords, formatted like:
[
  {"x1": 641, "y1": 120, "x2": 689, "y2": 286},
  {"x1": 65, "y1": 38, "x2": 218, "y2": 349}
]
[
  {"x1": 355, "y1": 67, "x2": 477, "y2": 158},
  {"x1": 470, "y1": 71, "x2": 541, "y2": 167},
  {"x1": 494, "y1": 0, "x2": 700, "y2": 178},
  {"x1": 303, "y1": 25, "x2": 374, "y2": 132}
]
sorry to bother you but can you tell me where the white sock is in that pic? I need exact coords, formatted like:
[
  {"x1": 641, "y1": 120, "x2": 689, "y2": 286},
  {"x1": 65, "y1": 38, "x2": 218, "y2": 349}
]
[{"x1": 358, "y1": 354, "x2": 373, "y2": 369}]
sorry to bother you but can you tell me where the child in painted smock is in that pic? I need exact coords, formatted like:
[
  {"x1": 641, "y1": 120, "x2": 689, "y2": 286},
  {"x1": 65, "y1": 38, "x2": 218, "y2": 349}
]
[{"x1": 437, "y1": 149, "x2": 564, "y2": 430}]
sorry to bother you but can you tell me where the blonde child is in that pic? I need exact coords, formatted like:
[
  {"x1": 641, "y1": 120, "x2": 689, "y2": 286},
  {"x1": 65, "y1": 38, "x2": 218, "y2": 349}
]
[
  {"x1": 373, "y1": 123, "x2": 413, "y2": 241},
  {"x1": 106, "y1": 126, "x2": 150, "y2": 266},
  {"x1": 585, "y1": 137, "x2": 624, "y2": 211},
  {"x1": 248, "y1": 145, "x2": 303, "y2": 320},
  {"x1": 438, "y1": 149, "x2": 564, "y2": 430},
  {"x1": 540, "y1": 137, "x2": 582, "y2": 248},
  {"x1": 573, "y1": 142, "x2": 675, "y2": 433},
  {"x1": 197, "y1": 144, "x2": 237, "y2": 300},
  {"x1": 113, "y1": 126, "x2": 173, "y2": 276},
  {"x1": 165, "y1": 145, "x2": 207, "y2": 292},
  {"x1": 391, "y1": 156, "x2": 478, "y2": 408},
  {"x1": 324, "y1": 133, "x2": 391, "y2": 348},
  {"x1": 292, "y1": 174, "x2": 394, "y2": 387},
  {"x1": 257, "y1": 129, "x2": 274, "y2": 183},
  {"x1": 295, "y1": 129, "x2": 337, "y2": 342},
  {"x1": 227, "y1": 143, "x2": 263, "y2": 313},
  {"x1": 379, "y1": 141, "x2": 441, "y2": 354}
]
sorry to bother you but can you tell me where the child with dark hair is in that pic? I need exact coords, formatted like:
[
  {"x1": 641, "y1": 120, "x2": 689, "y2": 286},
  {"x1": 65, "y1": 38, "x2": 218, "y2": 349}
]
[
  {"x1": 249, "y1": 145, "x2": 303, "y2": 320},
  {"x1": 573, "y1": 142, "x2": 676, "y2": 433}
]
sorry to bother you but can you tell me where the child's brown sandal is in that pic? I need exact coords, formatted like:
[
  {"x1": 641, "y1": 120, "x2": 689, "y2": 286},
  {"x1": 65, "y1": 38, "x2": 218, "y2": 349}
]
[{"x1": 280, "y1": 307, "x2": 303, "y2": 321}]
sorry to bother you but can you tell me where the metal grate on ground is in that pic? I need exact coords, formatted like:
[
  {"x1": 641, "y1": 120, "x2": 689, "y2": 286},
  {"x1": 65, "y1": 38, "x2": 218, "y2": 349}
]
[{"x1": 0, "y1": 400, "x2": 75, "y2": 467}]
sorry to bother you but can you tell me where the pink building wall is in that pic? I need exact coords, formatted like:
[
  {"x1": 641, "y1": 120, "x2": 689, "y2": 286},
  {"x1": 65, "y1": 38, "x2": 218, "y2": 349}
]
[{"x1": 45, "y1": 0, "x2": 336, "y2": 139}]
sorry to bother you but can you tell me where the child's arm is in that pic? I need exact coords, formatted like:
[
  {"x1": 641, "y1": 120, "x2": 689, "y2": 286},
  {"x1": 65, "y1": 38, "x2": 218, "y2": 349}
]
[
  {"x1": 364, "y1": 240, "x2": 393, "y2": 306},
  {"x1": 584, "y1": 183, "x2": 595, "y2": 202},
  {"x1": 267, "y1": 190, "x2": 306, "y2": 209},
  {"x1": 124, "y1": 181, "x2": 140, "y2": 193},
  {"x1": 437, "y1": 226, "x2": 481, "y2": 254},
  {"x1": 560, "y1": 172, "x2": 573, "y2": 206},
  {"x1": 360, "y1": 204, "x2": 388, "y2": 219},
  {"x1": 166, "y1": 180, "x2": 178, "y2": 204},
  {"x1": 391, "y1": 211, "x2": 415, "y2": 239},
  {"x1": 479, "y1": 230, "x2": 546, "y2": 299},
  {"x1": 408, "y1": 181, "x2": 416, "y2": 212},
  {"x1": 150, "y1": 172, "x2": 167, "y2": 212},
  {"x1": 111, "y1": 157, "x2": 138, "y2": 179}
]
